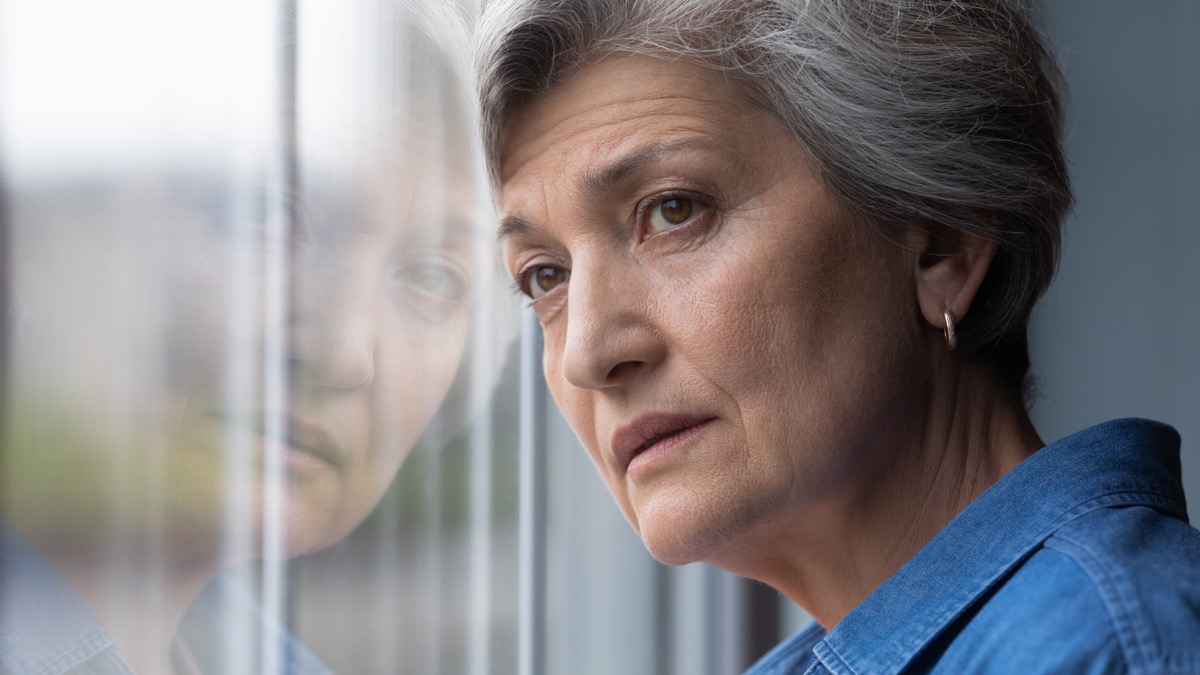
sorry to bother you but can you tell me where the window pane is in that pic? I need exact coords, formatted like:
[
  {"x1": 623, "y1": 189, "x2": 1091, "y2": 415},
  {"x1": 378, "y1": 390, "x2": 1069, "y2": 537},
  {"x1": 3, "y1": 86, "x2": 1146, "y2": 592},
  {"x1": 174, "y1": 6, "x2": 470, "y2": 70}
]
[{"x1": 0, "y1": 1, "x2": 518, "y2": 673}]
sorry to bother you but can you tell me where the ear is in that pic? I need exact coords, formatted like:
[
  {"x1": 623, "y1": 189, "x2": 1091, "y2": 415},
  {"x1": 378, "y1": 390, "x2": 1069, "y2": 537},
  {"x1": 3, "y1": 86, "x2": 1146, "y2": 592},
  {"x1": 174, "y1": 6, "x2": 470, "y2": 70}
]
[{"x1": 910, "y1": 227, "x2": 997, "y2": 338}]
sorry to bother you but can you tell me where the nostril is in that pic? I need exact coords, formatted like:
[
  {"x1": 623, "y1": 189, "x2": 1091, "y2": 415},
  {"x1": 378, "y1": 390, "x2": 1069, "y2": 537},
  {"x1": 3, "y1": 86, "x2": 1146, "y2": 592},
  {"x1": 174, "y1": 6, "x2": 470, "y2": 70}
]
[
  {"x1": 605, "y1": 359, "x2": 645, "y2": 383},
  {"x1": 317, "y1": 336, "x2": 375, "y2": 390},
  {"x1": 329, "y1": 362, "x2": 374, "y2": 389},
  {"x1": 561, "y1": 316, "x2": 664, "y2": 391},
  {"x1": 559, "y1": 264, "x2": 665, "y2": 390}
]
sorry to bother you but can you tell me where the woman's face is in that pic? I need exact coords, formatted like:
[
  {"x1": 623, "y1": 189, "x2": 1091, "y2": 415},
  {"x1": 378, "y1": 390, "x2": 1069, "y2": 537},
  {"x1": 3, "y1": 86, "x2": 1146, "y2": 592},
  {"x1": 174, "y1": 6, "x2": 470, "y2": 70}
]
[
  {"x1": 162, "y1": 150, "x2": 488, "y2": 559},
  {"x1": 499, "y1": 55, "x2": 928, "y2": 566},
  {"x1": 5, "y1": 126, "x2": 487, "y2": 561}
]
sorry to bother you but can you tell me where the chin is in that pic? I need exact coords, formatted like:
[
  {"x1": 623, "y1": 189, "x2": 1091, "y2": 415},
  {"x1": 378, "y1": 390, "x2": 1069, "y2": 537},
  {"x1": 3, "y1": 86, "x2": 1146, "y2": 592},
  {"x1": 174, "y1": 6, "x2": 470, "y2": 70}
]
[
  {"x1": 632, "y1": 489, "x2": 763, "y2": 567},
  {"x1": 628, "y1": 478, "x2": 787, "y2": 566},
  {"x1": 202, "y1": 489, "x2": 367, "y2": 564},
  {"x1": 277, "y1": 498, "x2": 372, "y2": 559}
]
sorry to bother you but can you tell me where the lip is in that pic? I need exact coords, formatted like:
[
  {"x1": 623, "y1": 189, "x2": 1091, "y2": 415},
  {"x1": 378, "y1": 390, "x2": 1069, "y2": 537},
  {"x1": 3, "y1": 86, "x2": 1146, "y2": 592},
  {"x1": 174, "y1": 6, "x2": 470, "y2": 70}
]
[
  {"x1": 279, "y1": 415, "x2": 343, "y2": 469},
  {"x1": 219, "y1": 412, "x2": 344, "y2": 472},
  {"x1": 610, "y1": 413, "x2": 717, "y2": 472}
]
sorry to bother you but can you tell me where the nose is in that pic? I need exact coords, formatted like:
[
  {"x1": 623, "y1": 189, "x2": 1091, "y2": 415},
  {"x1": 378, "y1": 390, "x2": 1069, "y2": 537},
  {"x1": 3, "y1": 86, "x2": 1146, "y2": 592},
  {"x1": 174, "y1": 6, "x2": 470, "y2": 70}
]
[
  {"x1": 291, "y1": 256, "x2": 377, "y2": 390},
  {"x1": 559, "y1": 258, "x2": 666, "y2": 390}
]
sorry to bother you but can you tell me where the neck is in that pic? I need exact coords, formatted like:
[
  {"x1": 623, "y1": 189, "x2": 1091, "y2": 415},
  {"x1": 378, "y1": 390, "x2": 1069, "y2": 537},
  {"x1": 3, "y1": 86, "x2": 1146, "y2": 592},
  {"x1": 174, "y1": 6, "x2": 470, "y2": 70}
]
[{"x1": 713, "y1": 357, "x2": 1042, "y2": 630}]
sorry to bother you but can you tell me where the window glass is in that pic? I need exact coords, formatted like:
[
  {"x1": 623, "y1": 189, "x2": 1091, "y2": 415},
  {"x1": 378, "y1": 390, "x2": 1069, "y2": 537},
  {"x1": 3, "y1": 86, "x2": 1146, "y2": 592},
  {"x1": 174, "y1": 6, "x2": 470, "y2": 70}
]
[{"x1": 0, "y1": 1, "x2": 518, "y2": 673}]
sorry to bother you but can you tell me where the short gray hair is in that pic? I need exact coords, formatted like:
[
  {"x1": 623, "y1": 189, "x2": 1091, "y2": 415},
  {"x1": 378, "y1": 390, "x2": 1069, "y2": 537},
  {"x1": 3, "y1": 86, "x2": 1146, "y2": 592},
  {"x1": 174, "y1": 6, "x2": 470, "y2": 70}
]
[{"x1": 477, "y1": 0, "x2": 1071, "y2": 392}]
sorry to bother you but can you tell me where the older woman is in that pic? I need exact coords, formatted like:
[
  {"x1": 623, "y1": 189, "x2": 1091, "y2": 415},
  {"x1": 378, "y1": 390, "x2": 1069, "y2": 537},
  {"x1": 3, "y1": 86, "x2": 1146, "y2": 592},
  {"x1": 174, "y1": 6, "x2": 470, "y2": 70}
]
[{"x1": 480, "y1": 0, "x2": 1200, "y2": 672}]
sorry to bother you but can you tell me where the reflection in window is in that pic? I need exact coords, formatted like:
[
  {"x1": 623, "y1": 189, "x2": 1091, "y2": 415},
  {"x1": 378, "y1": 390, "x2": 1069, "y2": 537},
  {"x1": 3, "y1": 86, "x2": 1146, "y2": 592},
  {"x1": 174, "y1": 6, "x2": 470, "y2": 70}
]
[
  {"x1": 0, "y1": 1, "x2": 518, "y2": 673},
  {"x1": 0, "y1": 2, "x2": 803, "y2": 674}
]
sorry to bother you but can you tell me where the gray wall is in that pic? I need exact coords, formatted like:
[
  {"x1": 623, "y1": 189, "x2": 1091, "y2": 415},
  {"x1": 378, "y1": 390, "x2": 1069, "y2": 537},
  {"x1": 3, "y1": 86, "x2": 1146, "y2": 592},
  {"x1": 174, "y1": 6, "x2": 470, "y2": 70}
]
[{"x1": 1030, "y1": 1, "x2": 1200, "y2": 521}]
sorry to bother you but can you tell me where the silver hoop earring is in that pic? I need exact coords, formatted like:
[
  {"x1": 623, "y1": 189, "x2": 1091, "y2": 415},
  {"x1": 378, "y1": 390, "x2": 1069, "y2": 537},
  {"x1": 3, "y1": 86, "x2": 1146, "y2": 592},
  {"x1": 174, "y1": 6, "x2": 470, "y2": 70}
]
[{"x1": 943, "y1": 309, "x2": 958, "y2": 352}]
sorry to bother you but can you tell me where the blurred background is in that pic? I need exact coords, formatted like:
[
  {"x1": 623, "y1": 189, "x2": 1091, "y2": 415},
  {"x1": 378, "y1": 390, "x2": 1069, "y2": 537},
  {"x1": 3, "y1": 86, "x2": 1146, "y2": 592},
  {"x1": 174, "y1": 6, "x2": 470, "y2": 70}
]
[{"x1": 1, "y1": 1, "x2": 1196, "y2": 674}]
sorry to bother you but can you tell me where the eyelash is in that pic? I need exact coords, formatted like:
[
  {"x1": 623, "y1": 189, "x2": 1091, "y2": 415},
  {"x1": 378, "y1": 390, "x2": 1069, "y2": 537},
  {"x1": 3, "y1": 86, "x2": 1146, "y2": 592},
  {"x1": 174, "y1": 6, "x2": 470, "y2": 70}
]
[
  {"x1": 509, "y1": 189, "x2": 718, "y2": 302},
  {"x1": 513, "y1": 261, "x2": 569, "y2": 302},
  {"x1": 636, "y1": 190, "x2": 714, "y2": 240}
]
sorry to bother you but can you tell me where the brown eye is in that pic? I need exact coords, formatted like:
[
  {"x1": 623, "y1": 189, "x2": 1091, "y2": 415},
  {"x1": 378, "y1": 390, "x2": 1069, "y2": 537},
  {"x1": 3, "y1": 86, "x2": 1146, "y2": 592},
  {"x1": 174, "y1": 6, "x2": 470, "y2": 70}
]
[
  {"x1": 648, "y1": 195, "x2": 707, "y2": 233},
  {"x1": 524, "y1": 265, "x2": 569, "y2": 299}
]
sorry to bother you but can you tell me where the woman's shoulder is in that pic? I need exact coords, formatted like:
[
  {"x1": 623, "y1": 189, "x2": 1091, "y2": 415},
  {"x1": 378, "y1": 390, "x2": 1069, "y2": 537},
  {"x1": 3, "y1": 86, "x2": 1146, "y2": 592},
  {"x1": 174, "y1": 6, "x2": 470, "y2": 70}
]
[
  {"x1": 1042, "y1": 505, "x2": 1200, "y2": 665},
  {"x1": 935, "y1": 503, "x2": 1200, "y2": 674},
  {"x1": 896, "y1": 412, "x2": 1198, "y2": 674}
]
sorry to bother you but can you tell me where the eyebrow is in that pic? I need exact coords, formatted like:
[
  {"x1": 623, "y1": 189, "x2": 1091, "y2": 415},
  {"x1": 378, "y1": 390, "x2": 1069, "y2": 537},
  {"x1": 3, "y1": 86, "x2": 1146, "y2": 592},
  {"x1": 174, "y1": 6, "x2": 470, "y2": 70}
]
[
  {"x1": 577, "y1": 137, "x2": 719, "y2": 200},
  {"x1": 496, "y1": 136, "x2": 724, "y2": 243},
  {"x1": 496, "y1": 213, "x2": 536, "y2": 243}
]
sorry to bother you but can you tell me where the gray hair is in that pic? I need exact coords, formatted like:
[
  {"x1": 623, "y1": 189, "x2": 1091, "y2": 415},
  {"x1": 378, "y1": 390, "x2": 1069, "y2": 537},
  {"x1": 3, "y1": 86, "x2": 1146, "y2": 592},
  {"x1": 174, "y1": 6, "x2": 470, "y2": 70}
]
[{"x1": 476, "y1": 0, "x2": 1071, "y2": 392}]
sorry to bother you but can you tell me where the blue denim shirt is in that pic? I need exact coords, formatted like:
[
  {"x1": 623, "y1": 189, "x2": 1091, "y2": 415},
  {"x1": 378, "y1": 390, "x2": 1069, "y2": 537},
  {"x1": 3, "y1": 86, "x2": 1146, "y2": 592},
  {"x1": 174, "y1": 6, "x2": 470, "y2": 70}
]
[
  {"x1": 0, "y1": 520, "x2": 132, "y2": 674},
  {"x1": 0, "y1": 520, "x2": 329, "y2": 675},
  {"x1": 747, "y1": 418, "x2": 1200, "y2": 674}
]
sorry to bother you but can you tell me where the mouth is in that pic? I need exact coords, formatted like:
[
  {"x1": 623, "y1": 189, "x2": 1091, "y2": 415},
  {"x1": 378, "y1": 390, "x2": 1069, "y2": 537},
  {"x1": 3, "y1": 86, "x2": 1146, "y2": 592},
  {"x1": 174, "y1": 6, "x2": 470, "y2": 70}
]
[
  {"x1": 610, "y1": 414, "x2": 717, "y2": 472},
  {"x1": 218, "y1": 412, "x2": 343, "y2": 472},
  {"x1": 279, "y1": 416, "x2": 342, "y2": 469}
]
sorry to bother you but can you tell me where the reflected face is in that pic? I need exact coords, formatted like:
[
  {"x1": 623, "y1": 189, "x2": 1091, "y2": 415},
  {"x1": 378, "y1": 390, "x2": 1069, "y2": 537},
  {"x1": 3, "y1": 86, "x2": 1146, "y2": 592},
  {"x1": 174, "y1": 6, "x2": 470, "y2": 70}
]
[
  {"x1": 162, "y1": 153, "x2": 486, "y2": 557},
  {"x1": 499, "y1": 55, "x2": 924, "y2": 566},
  {"x1": 5, "y1": 126, "x2": 487, "y2": 561}
]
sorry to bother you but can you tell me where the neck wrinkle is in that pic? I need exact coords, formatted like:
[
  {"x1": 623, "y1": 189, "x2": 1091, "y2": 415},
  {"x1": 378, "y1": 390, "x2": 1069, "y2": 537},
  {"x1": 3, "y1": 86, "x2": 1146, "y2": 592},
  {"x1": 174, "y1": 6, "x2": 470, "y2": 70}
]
[{"x1": 719, "y1": 352, "x2": 1042, "y2": 631}]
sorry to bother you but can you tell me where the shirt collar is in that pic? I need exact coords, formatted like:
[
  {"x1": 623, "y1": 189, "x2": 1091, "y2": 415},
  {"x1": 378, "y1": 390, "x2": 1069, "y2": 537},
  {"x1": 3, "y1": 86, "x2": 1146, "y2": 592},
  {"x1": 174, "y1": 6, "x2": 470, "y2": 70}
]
[
  {"x1": 178, "y1": 573, "x2": 331, "y2": 675},
  {"x1": 0, "y1": 520, "x2": 130, "y2": 674},
  {"x1": 813, "y1": 418, "x2": 1184, "y2": 675},
  {"x1": 1, "y1": 522, "x2": 328, "y2": 675}
]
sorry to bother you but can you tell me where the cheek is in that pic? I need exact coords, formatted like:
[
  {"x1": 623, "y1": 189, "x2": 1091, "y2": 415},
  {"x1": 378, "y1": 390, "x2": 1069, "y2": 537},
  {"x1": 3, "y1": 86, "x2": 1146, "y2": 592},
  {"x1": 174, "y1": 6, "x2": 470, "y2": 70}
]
[
  {"x1": 162, "y1": 229, "x2": 248, "y2": 400},
  {"x1": 304, "y1": 315, "x2": 471, "y2": 550},
  {"x1": 371, "y1": 312, "x2": 471, "y2": 450},
  {"x1": 164, "y1": 290, "x2": 230, "y2": 399},
  {"x1": 665, "y1": 238, "x2": 836, "y2": 403},
  {"x1": 698, "y1": 213, "x2": 909, "y2": 382},
  {"x1": 669, "y1": 214, "x2": 919, "y2": 477}
]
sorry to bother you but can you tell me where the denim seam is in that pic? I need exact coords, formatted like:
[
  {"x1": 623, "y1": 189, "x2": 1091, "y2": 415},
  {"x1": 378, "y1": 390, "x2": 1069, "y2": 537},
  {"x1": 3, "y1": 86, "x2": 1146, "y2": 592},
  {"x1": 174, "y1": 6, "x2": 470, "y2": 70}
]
[
  {"x1": 755, "y1": 629, "x2": 822, "y2": 674},
  {"x1": 866, "y1": 490, "x2": 1177, "y2": 674},
  {"x1": 1047, "y1": 525, "x2": 1157, "y2": 675},
  {"x1": 920, "y1": 494, "x2": 1159, "y2": 648},
  {"x1": 34, "y1": 631, "x2": 118, "y2": 675},
  {"x1": 813, "y1": 640, "x2": 860, "y2": 675}
]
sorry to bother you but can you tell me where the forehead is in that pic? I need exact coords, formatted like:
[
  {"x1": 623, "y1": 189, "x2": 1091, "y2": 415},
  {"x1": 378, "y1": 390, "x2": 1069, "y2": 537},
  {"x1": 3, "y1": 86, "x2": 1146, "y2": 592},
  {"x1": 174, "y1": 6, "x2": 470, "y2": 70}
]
[
  {"x1": 291, "y1": 107, "x2": 488, "y2": 245},
  {"x1": 499, "y1": 54, "x2": 766, "y2": 189}
]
